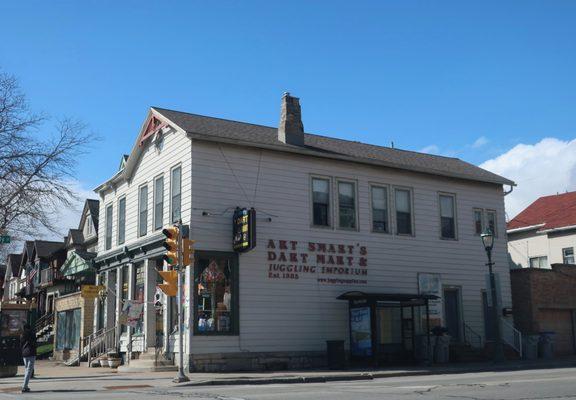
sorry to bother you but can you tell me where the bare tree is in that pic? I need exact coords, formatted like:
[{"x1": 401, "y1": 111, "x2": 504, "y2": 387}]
[{"x1": 0, "y1": 71, "x2": 95, "y2": 244}]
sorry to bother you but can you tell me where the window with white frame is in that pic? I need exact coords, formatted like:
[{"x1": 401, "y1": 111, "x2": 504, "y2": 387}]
[
  {"x1": 473, "y1": 209, "x2": 483, "y2": 235},
  {"x1": 394, "y1": 188, "x2": 413, "y2": 235},
  {"x1": 105, "y1": 204, "x2": 113, "y2": 250},
  {"x1": 117, "y1": 197, "x2": 126, "y2": 245},
  {"x1": 486, "y1": 210, "x2": 497, "y2": 236},
  {"x1": 439, "y1": 193, "x2": 457, "y2": 239},
  {"x1": 86, "y1": 213, "x2": 93, "y2": 236},
  {"x1": 154, "y1": 175, "x2": 164, "y2": 230},
  {"x1": 138, "y1": 185, "x2": 148, "y2": 237},
  {"x1": 529, "y1": 256, "x2": 548, "y2": 269},
  {"x1": 337, "y1": 180, "x2": 357, "y2": 229},
  {"x1": 171, "y1": 166, "x2": 181, "y2": 223},
  {"x1": 371, "y1": 185, "x2": 389, "y2": 233},
  {"x1": 562, "y1": 247, "x2": 575, "y2": 264},
  {"x1": 311, "y1": 177, "x2": 331, "y2": 227}
]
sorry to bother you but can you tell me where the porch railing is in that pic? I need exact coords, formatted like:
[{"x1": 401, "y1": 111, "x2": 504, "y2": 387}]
[
  {"x1": 40, "y1": 268, "x2": 64, "y2": 286},
  {"x1": 463, "y1": 323, "x2": 483, "y2": 349},
  {"x1": 35, "y1": 312, "x2": 54, "y2": 338},
  {"x1": 501, "y1": 318, "x2": 523, "y2": 358},
  {"x1": 64, "y1": 326, "x2": 117, "y2": 367}
]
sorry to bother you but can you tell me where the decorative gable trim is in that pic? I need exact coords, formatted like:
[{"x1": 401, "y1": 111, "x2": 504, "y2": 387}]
[{"x1": 139, "y1": 116, "x2": 166, "y2": 147}]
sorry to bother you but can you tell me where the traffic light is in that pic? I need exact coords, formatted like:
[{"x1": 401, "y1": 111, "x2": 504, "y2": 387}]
[
  {"x1": 182, "y1": 239, "x2": 195, "y2": 266},
  {"x1": 157, "y1": 270, "x2": 178, "y2": 297},
  {"x1": 162, "y1": 226, "x2": 180, "y2": 268}
]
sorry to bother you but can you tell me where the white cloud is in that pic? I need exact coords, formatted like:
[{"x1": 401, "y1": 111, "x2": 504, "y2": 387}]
[
  {"x1": 472, "y1": 136, "x2": 489, "y2": 148},
  {"x1": 480, "y1": 138, "x2": 576, "y2": 219},
  {"x1": 420, "y1": 145, "x2": 440, "y2": 154}
]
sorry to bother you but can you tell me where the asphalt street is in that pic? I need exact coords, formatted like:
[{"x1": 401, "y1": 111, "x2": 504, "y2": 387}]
[{"x1": 1, "y1": 367, "x2": 575, "y2": 399}]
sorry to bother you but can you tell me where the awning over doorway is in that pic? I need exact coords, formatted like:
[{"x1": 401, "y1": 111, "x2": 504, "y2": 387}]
[{"x1": 61, "y1": 250, "x2": 96, "y2": 277}]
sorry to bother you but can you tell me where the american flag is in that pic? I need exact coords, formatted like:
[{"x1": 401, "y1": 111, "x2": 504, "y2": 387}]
[{"x1": 27, "y1": 267, "x2": 37, "y2": 282}]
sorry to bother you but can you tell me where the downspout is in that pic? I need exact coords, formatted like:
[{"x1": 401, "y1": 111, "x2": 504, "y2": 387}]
[{"x1": 504, "y1": 184, "x2": 514, "y2": 196}]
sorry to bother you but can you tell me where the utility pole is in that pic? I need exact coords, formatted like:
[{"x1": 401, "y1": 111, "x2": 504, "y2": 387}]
[{"x1": 173, "y1": 219, "x2": 189, "y2": 383}]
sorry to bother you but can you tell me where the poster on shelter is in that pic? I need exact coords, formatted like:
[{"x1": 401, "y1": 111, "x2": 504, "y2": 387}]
[
  {"x1": 350, "y1": 307, "x2": 372, "y2": 356},
  {"x1": 418, "y1": 273, "x2": 443, "y2": 329}
]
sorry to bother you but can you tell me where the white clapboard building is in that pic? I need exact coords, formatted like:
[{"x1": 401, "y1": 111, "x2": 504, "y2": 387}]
[{"x1": 92, "y1": 94, "x2": 516, "y2": 371}]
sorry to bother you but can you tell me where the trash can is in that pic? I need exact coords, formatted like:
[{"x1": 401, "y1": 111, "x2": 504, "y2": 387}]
[
  {"x1": 434, "y1": 335, "x2": 451, "y2": 363},
  {"x1": 538, "y1": 332, "x2": 555, "y2": 359},
  {"x1": 326, "y1": 340, "x2": 346, "y2": 370},
  {"x1": 523, "y1": 335, "x2": 539, "y2": 360},
  {"x1": 414, "y1": 334, "x2": 432, "y2": 363}
]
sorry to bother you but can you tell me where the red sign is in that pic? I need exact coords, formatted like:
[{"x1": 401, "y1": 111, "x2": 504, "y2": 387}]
[{"x1": 266, "y1": 239, "x2": 368, "y2": 285}]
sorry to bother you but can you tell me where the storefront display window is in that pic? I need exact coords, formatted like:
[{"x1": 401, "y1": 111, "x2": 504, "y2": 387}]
[
  {"x1": 55, "y1": 309, "x2": 81, "y2": 351},
  {"x1": 133, "y1": 263, "x2": 145, "y2": 334},
  {"x1": 194, "y1": 252, "x2": 238, "y2": 335}
]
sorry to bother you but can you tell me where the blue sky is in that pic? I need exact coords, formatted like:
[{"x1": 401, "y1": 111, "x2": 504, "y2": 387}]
[{"x1": 2, "y1": 1, "x2": 576, "y2": 221}]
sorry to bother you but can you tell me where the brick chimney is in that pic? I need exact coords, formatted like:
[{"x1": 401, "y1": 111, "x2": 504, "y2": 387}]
[{"x1": 278, "y1": 92, "x2": 304, "y2": 146}]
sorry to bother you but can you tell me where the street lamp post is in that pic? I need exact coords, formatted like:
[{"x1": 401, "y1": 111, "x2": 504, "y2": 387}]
[{"x1": 480, "y1": 229, "x2": 505, "y2": 362}]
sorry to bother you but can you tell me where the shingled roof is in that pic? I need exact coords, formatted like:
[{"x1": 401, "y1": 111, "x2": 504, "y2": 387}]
[
  {"x1": 508, "y1": 191, "x2": 576, "y2": 232},
  {"x1": 86, "y1": 199, "x2": 100, "y2": 232},
  {"x1": 152, "y1": 107, "x2": 513, "y2": 187}
]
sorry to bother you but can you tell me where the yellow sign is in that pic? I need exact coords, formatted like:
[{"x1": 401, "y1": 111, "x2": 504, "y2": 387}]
[{"x1": 81, "y1": 285, "x2": 105, "y2": 299}]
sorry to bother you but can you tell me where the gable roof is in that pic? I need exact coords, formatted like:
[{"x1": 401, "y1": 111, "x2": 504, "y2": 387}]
[
  {"x1": 153, "y1": 107, "x2": 513, "y2": 186},
  {"x1": 507, "y1": 191, "x2": 576, "y2": 232},
  {"x1": 83, "y1": 199, "x2": 100, "y2": 233},
  {"x1": 95, "y1": 106, "x2": 514, "y2": 192},
  {"x1": 6, "y1": 254, "x2": 22, "y2": 277},
  {"x1": 66, "y1": 229, "x2": 84, "y2": 246},
  {"x1": 34, "y1": 240, "x2": 65, "y2": 258}
]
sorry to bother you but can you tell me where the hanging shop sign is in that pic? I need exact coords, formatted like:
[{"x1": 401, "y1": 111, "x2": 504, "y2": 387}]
[
  {"x1": 233, "y1": 207, "x2": 256, "y2": 253},
  {"x1": 80, "y1": 285, "x2": 105, "y2": 299},
  {"x1": 266, "y1": 239, "x2": 368, "y2": 285},
  {"x1": 418, "y1": 273, "x2": 443, "y2": 328}
]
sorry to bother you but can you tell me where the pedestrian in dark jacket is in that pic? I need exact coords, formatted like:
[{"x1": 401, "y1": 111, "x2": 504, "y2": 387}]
[{"x1": 20, "y1": 323, "x2": 36, "y2": 393}]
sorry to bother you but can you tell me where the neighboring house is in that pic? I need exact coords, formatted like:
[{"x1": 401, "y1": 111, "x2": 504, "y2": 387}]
[
  {"x1": 53, "y1": 199, "x2": 99, "y2": 362},
  {"x1": 93, "y1": 93, "x2": 515, "y2": 371},
  {"x1": 511, "y1": 264, "x2": 576, "y2": 356},
  {"x1": 0, "y1": 264, "x2": 5, "y2": 299},
  {"x1": 3, "y1": 253, "x2": 22, "y2": 301},
  {"x1": 507, "y1": 191, "x2": 576, "y2": 269}
]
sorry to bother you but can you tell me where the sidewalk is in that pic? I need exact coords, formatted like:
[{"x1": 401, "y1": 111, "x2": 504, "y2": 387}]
[{"x1": 1, "y1": 357, "x2": 575, "y2": 393}]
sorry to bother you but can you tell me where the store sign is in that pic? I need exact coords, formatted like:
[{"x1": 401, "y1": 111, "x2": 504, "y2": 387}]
[
  {"x1": 267, "y1": 239, "x2": 368, "y2": 285},
  {"x1": 80, "y1": 285, "x2": 105, "y2": 299},
  {"x1": 418, "y1": 273, "x2": 443, "y2": 328},
  {"x1": 233, "y1": 207, "x2": 256, "y2": 253}
]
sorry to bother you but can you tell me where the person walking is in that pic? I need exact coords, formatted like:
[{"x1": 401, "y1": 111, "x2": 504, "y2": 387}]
[{"x1": 20, "y1": 323, "x2": 36, "y2": 393}]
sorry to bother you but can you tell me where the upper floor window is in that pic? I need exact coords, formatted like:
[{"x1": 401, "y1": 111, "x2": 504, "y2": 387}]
[
  {"x1": 311, "y1": 177, "x2": 330, "y2": 227},
  {"x1": 473, "y1": 208, "x2": 483, "y2": 235},
  {"x1": 337, "y1": 180, "x2": 357, "y2": 230},
  {"x1": 117, "y1": 197, "x2": 126, "y2": 245},
  {"x1": 394, "y1": 188, "x2": 413, "y2": 235},
  {"x1": 563, "y1": 247, "x2": 574, "y2": 264},
  {"x1": 105, "y1": 204, "x2": 113, "y2": 250},
  {"x1": 138, "y1": 185, "x2": 148, "y2": 237},
  {"x1": 371, "y1": 185, "x2": 389, "y2": 233},
  {"x1": 171, "y1": 166, "x2": 181, "y2": 223},
  {"x1": 154, "y1": 175, "x2": 164, "y2": 230},
  {"x1": 486, "y1": 210, "x2": 497, "y2": 236},
  {"x1": 529, "y1": 256, "x2": 548, "y2": 269},
  {"x1": 439, "y1": 193, "x2": 457, "y2": 239},
  {"x1": 86, "y1": 213, "x2": 93, "y2": 236}
]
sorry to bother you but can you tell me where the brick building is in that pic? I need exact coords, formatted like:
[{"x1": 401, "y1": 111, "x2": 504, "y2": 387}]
[{"x1": 510, "y1": 264, "x2": 576, "y2": 356}]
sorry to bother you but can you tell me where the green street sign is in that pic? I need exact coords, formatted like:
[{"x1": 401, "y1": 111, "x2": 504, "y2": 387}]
[{"x1": 0, "y1": 235, "x2": 11, "y2": 244}]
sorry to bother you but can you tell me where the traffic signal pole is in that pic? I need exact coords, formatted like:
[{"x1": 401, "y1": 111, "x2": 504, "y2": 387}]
[{"x1": 174, "y1": 219, "x2": 189, "y2": 383}]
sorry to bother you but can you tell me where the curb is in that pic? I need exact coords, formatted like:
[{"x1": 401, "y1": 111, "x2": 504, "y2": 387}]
[{"x1": 176, "y1": 361, "x2": 576, "y2": 387}]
